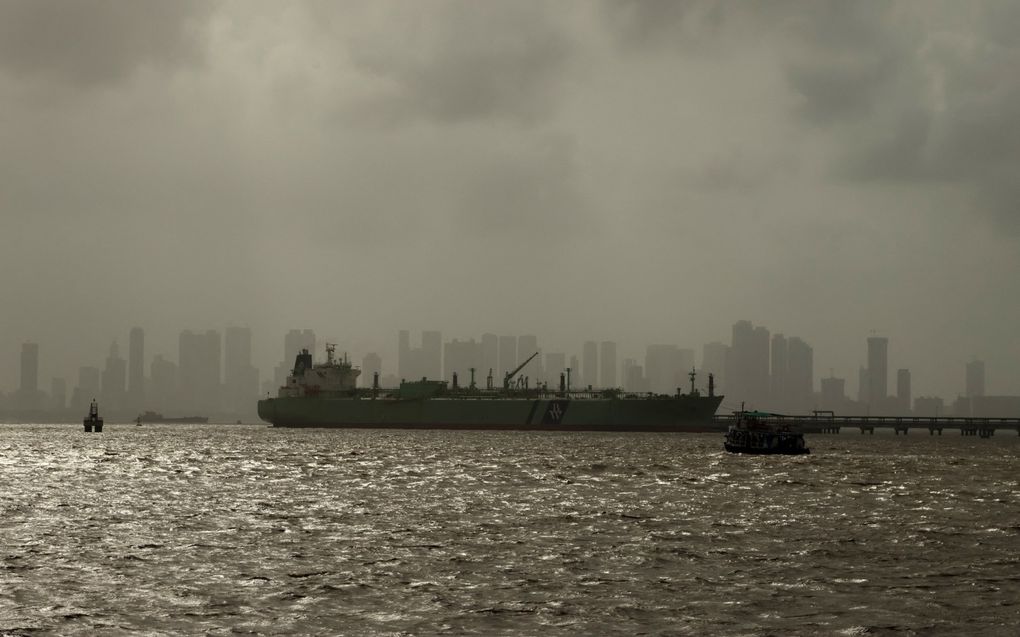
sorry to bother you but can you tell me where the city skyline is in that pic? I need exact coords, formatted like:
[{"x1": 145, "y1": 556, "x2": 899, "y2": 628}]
[{"x1": 1, "y1": 321, "x2": 1010, "y2": 419}]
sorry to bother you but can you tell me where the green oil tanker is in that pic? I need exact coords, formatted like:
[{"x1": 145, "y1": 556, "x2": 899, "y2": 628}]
[{"x1": 257, "y1": 345, "x2": 724, "y2": 432}]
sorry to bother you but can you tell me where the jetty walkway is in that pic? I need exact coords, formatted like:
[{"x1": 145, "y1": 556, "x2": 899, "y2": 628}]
[{"x1": 712, "y1": 412, "x2": 1020, "y2": 437}]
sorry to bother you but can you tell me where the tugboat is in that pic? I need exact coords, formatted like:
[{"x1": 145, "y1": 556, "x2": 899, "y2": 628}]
[
  {"x1": 83, "y1": 398, "x2": 104, "y2": 433},
  {"x1": 724, "y1": 411, "x2": 808, "y2": 455}
]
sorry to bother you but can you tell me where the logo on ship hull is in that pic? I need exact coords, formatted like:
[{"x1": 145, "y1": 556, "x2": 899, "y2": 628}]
[{"x1": 541, "y1": 400, "x2": 570, "y2": 425}]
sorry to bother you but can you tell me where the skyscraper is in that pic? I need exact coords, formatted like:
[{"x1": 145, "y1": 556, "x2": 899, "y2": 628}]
[
  {"x1": 730, "y1": 321, "x2": 770, "y2": 409},
  {"x1": 179, "y1": 330, "x2": 221, "y2": 414},
  {"x1": 361, "y1": 353, "x2": 382, "y2": 388},
  {"x1": 19, "y1": 343, "x2": 39, "y2": 408},
  {"x1": 101, "y1": 341, "x2": 127, "y2": 412},
  {"x1": 770, "y1": 334, "x2": 788, "y2": 411},
  {"x1": 544, "y1": 352, "x2": 566, "y2": 387},
  {"x1": 867, "y1": 336, "x2": 888, "y2": 407},
  {"x1": 600, "y1": 341, "x2": 617, "y2": 388},
  {"x1": 480, "y1": 333, "x2": 498, "y2": 381},
  {"x1": 644, "y1": 345, "x2": 693, "y2": 395},
  {"x1": 127, "y1": 327, "x2": 145, "y2": 411},
  {"x1": 701, "y1": 342, "x2": 728, "y2": 394},
  {"x1": 786, "y1": 337, "x2": 814, "y2": 413},
  {"x1": 150, "y1": 355, "x2": 177, "y2": 413},
  {"x1": 498, "y1": 335, "x2": 517, "y2": 380},
  {"x1": 582, "y1": 340, "x2": 598, "y2": 388},
  {"x1": 897, "y1": 368, "x2": 912, "y2": 415},
  {"x1": 966, "y1": 360, "x2": 985, "y2": 397},
  {"x1": 224, "y1": 326, "x2": 259, "y2": 416}
]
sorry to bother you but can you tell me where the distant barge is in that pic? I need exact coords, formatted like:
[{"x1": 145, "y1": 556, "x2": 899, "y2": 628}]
[{"x1": 137, "y1": 410, "x2": 209, "y2": 424}]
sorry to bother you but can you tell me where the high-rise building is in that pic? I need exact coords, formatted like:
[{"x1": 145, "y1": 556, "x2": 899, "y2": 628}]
[
  {"x1": 150, "y1": 355, "x2": 177, "y2": 413},
  {"x1": 622, "y1": 358, "x2": 648, "y2": 393},
  {"x1": 72, "y1": 366, "x2": 101, "y2": 411},
  {"x1": 544, "y1": 352, "x2": 566, "y2": 387},
  {"x1": 645, "y1": 345, "x2": 694, "y2": 395},
  {"x1": 867, "y1": 336, "x2": 888, "y2": 406},
  {"x1": 498, "y1": 335, "x2": 517, "y2": 381},
  {"x1": 443, "y1": 338, "x2": 483, "y2": 384},
  {"x1": 896, "y1": 368, "x2": 912, "y2": 415},
  {"x1": 398, "y1": 330, "x2": 443, "y2": 381},
  {"x1": 278, "y1": 329, "x2": 316, "y2": 389},
  {"x1": 101, "y1": 341, "x2": 127, "y2": 412},
  {"x1": 481, "y1": 333, "x2": 498, "y2": 381},
  {"x1": 966, "y1": 360, "x2": 985, "y2": 398},
  {"x1": 517, "y1": 335, "x2": 540, "y2": 381},
  {"x1": 770, "y1": 334, "x2": 788, "y2": 411},
  {"x1": 421, "y1": 331, "x2": 442, "y2": 380},
  {"x1": 179, "y1": 330, "x2": 221, "y2": 414},
  {"x1": 820, "y1": 375, "x2": 846, "y2": 413},
  {"x1": 701, "y1": 342, "x2": 728, "y2": 394},
  {"x1": 582, "y1": 341, "x2": 598, "y2": 388},
  {"x1": 19, "y1": 342, "x2": 38, "y2": 395},
  {"x1": 361, "y1": 353, "x2": 382, "y2": 388},
  {"x1": 599, "y1": 341, "x2": 617, "y2": 388},
  {"x1": 786, "y1": 337, "x2": 814, "y2": 413},
  {"x1": 224, "y1": 326, "x2": 258, "y2": 416},
  {"x1": 858, "y1": 367, "x2": 870, "y2": 405},
  {"x1": 730, "y1": 321, "x2": 770, "y2": 409},
  {"x1": 50, "y1": 377, "x2": 67, "y2": 411},
  {"x1": 127, "y1": 327, "x2": 145, "y2": 411}
]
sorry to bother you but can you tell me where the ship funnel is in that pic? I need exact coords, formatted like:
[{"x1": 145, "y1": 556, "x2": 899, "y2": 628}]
[
  {"x1": 559, "y1": 372, "x2": 566, "y2": 393},
  {"x1": 373, "y1": 371, "x2": 380, "y2": 390}
]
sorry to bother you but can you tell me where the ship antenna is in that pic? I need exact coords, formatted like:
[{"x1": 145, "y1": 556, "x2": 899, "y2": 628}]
[{"x1": 689, "y1": 367, "x2": 697, "y2": 395}]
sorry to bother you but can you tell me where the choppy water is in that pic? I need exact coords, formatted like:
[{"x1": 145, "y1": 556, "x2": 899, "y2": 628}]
[{"x1": 1, "y1": 424, "x2": 1019, "y2": 636}]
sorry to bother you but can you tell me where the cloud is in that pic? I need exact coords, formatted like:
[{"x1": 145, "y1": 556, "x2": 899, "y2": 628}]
[
  {"x1": 0, "y1": 0, "x2": 211, "y2": 87},
  {"x1": 337, "y1": 1, "x2": 574, "y2": 125}
]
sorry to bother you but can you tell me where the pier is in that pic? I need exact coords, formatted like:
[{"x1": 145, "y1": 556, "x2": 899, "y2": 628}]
[{"x1": 712, "y1": 412, "x2": 1020, "y2": 437}]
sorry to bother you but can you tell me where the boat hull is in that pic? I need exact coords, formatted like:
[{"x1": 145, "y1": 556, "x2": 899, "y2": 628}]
[{"x1": 258, "y1": 395, "x2": 725, "y2": 432}]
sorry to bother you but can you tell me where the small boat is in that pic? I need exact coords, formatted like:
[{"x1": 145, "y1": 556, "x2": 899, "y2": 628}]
[
  {"x1": 83, "y1": 399, "x2": 104, "y2": 433},
  {"x1": 724, "y1": 411, "x2": 808, "y2": 455},
  {"x1": 136, "y1": 416, "x2": 142, "y2": 427}
]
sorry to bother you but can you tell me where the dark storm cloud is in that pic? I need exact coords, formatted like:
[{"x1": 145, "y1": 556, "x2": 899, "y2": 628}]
[
  {"x1": 341, "y1": 2, "x2": 572, "y2": 125},
  {"x1": 0, "y1": 0, "x2": 210, "y2": 86}
]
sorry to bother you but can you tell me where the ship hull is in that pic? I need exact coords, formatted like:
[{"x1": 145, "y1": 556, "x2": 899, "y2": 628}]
[{"x1": 258, "y1": 395, "x2": 725, "y2": 432}]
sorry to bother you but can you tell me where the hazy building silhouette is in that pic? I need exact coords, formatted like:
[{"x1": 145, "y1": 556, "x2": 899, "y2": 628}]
[
  {"x1": 645, "y1": 345, "x2": 694, "y2": 395},
  {"x1": 867, "y1": 336, "x2": 888, "y2": 407},
  {"x1": 71, "y1": 366, "x2": 100, "y2": 411},
  {"x1": 50, "y1": 377, "x2": 66, "y2": 411},
  {"x1": 770, "y1": 334, "x2": 788, "y2": 411},
  {"x1": 101, "y1": 341, "x2": 127, "y2": 412},
  {"x1": 361, "y1": 353, "x2": 382, "y2": 388},
  {"x1": 785, "y1": 337, "x2": 813, "y2": 413},
  {"x1": 965, "y1": 360, "x2": 985, "y2": 397},
  {"x1": 127, "y1": 327, "x2": 145, "y2": 411},
  {"x1": 857, "y1": 366, "x2": 870, "y2": 405},
  {"x1": 179, "y1": 330, "x2": 221, "y2": 415},
  {"x1": 498, "y1": 335, "x2": 517, "y2": 381},
  {"x1": 896, "y1": 368, "x2": 912, "y2": 415},
  {"x1": 278, "y1": 329, "x2": 316, "y2": 389},
  {"x1": 701, "y1": 342, "x2": 728, "y2": 394},
  {"x1": 582, "y1": 340, "x2": 598, "y2": 388},
  {"x1": 600, "y1": 341, "x2": 617, "y2": 388},
  {"x1": 149, "y1": 355, "x2": 177, "y2": 413},
  {"x1": 17, "y1": 342, "x2": 41, "y2": 410},
  {"x1": 517, "y1": 335, "x2": 540, "y2": 382},
  {"x1": 480, "y1": 333, "x2": 498, "y2": 381},
  {"x1": 224, "y1": 326, "x2": 259, "y2": 416},
  {"x1": 730, "y1": 321, "x2": 770, "y2": 409},
  {"x1": 622, "y1": 358, "x2": 648, "y2": 393},
  {"x1": 544, "y1": 352, "x2": 566, "y2": 386},
  {"x1": 914, "y1": 396, "x2": 944, "y2": 417},
  {"x1": 444, "y1": 338, "x2": 482, "y2": 384},
  {"x1": 399, "y1": 330, "x2": 442, "y2": 381},
  {"x1": 820, "y1": 375, "x2": 846, "y2": 413}
]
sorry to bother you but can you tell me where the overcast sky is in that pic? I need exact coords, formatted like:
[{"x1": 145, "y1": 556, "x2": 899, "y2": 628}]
[{"x1": 2, "y1": 0, "x2": 1018, "y2": 398}]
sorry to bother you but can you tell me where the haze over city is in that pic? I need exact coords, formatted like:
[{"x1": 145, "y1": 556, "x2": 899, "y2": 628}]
[{"x1": 2, "y1": 0, "x2": 1019, "y2": 402}]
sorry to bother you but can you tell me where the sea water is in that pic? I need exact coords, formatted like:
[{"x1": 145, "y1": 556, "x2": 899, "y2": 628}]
[{"x1": 1, "y1": 424, "x2": 1018, "y2": 635}]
